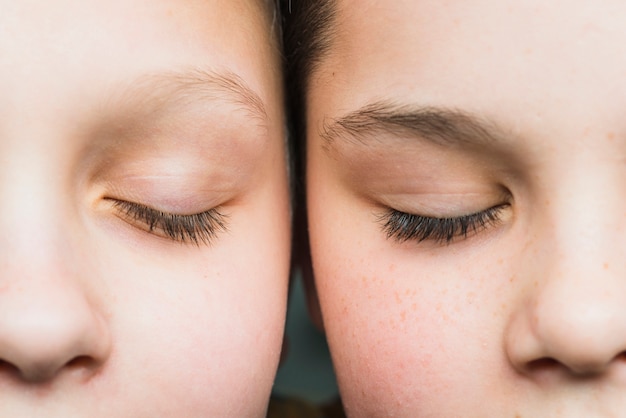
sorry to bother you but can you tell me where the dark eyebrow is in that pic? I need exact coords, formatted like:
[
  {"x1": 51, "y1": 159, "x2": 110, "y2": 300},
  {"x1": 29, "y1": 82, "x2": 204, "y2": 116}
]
[
  {"x1": 119, "y1": 68, "x2": 268, "y2": 125},
  {"x1": 320, "y1": 101, "x2": 503, "y2": 149}
]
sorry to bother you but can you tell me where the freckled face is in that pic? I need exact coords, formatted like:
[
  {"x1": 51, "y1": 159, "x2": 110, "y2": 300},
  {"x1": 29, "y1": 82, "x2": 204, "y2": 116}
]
[
  {"x1": 307, "y1": 0, "x2": 626, "y2": 416},
  {"x1": 0, "y1": 1, "x2": 289, "y2": 417}
]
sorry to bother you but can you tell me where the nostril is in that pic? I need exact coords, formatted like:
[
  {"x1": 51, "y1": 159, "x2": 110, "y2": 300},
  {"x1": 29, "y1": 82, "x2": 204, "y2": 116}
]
[
  {"x1": 0, "y1": 358, "x2": 55, "y2": 382},
  {"x1": 522, "y1": 357, "x2": 580, "y2": 383},
  {"x1": 66, "y1": 355, "x2": 99, "y2": 376},
  {"x1": 614, "y1": 352, "x2": 626, "y2": 364},
  {"x1": 526, "y1": 352, "x2": 626, "y2": 377},
  {"x1": 66, "y1": 355, "x2": 93, "y2": 368},
  {"x1": 30, "y1": 355, "x2": 99, "y2": 382},
  {"x1": 526, "y1": 357, "x2": 561, "y2": 374},
  {"x1": 0, "y1": 355, "x2": 101, "y2": 383},
  {"x1": 0, "y1": 359, "x2": 20, "y2": 377},
  {"x1": 0, "y1": 355, "x2": 99, "y2": 383}
]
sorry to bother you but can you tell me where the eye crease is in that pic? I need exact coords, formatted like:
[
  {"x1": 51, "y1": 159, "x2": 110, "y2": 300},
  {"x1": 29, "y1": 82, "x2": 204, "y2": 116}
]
[
  {"x1": 379, "y1": 204, "x2": 509, "y2": 245},
  {"x1": 108, "y1": 199, "x2": 228, "y2": 245}
]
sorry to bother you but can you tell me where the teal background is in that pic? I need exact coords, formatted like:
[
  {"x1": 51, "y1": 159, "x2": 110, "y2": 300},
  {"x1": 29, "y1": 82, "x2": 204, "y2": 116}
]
[{"x1": 272, "y1": 273, "x2": 339, "y2": 404}]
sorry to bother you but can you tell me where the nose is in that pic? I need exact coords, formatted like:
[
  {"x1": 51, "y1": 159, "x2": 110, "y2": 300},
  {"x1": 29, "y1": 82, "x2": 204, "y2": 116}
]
[
  {"x1": 506, "y1": 258, "x2": 626, "y2": 377},
  {"x1": 0, "y1": 277, "x2": 111, "y2": 382},
  {"x1": 0, "y1": 139, "x2": 112, "y2": 384}
]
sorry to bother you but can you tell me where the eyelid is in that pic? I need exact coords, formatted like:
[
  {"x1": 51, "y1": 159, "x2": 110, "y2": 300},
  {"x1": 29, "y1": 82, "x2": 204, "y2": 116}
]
[
  {"x1": 107, "y1": 198, "x2": 228, "y2": 245},
  {"x1": 379, "y1": 203, "x2": 509, "y2": 245}
]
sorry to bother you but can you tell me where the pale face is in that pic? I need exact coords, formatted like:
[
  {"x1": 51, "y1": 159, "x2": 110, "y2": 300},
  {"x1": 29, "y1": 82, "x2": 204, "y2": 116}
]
[
  {"x1": 307, "y1": 0, "x2": 626, "y2": 416},
  {"x1": 0, "y1": 1, "x2": 289, "y2": 417}
]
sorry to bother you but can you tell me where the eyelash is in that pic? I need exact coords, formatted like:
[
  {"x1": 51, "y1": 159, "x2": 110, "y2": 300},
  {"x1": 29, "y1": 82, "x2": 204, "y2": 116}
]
[
  {"x1": 380, "y1": 204, "x2": 508, "y2": 244},
  {"x1": 110, "y1": 199, "x2": 227, "y2": 245}
]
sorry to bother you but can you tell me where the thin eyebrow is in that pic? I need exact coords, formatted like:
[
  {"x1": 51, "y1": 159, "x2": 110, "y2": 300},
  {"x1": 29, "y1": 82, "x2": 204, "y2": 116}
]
[
  {"x1": 320, "y1": 101, "x2": 503, "y2": 149},
  {"x1": 123, "y1": 69, "x2": 268, "y2": 124}
]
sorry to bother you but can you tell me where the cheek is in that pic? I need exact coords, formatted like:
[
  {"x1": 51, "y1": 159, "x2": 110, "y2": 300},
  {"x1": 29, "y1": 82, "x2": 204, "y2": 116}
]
[
  {"x1": 97, "y1": 193, "x2": 290, "y2": 416},
  {"x1": 311, "y1": 212, "x2": 519, "y2": 415},
  {"x1": 110, "y1": 256, "x2": 286, "y2": 415}
]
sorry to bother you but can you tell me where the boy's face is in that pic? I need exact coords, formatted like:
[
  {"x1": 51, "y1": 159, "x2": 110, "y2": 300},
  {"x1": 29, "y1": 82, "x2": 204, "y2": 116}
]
[
  {"x1": 307, "y1": 0, "x2": 626, "y2": 415},
  {"x1": 0, "y1": 1, "x2": 289, "y2": 416}
]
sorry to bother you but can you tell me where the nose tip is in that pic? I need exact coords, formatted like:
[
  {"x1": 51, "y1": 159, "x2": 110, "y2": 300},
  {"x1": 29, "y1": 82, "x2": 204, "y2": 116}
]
[
  {"x1": 0, "y1": 312, "x2": 110, "y2": 382},
  {"x1": 507, "y1": 297, "x2": 626, "y2": 378},
  {"x1": 540, "y1": 307, "x2": 625, "y2": 374},
  {"x1": 0, "y1": 285, "x2": 111, "y2": 383}
]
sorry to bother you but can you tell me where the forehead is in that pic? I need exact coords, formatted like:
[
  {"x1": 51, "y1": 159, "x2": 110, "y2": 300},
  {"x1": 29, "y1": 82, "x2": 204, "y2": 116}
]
[
  {"x1": 311, "y1": 0, "x2": 626, "y2": 118},
  {"x1": 0, "y1": 0, "x2": 287, "y2": 156},
  {"x1": 0, "y1": 0, "x2": 279, "y2": 106},
  {"x1": 1, "y1": 0, "x2": 273, "y2": 56}
]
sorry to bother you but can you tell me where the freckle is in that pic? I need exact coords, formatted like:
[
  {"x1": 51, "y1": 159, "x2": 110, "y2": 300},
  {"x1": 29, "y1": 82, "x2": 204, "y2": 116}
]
[
  {"x1": 412, "y1": 303, "x2": 417, "y2": 311},
  {"x1": 389, "y1": 264, "x2": 396, "y2": 272},
  {"x1": 492, "y1": 303, "x2": 506, "y2": 318},
  {"x1": 388, "y1": 319, "x2": 397, "y2": 330},
  {"x1": 524, "y1": 47, "x2": 533, "y2": 55},
  {"x1": 603, "y1": 262, "x2": 609, "y2": 269},
  {"x1": 400, "y1": 310, "x2": 407, "y2": 322},
  {"x1": 607, "y1": 132, "x2": 615, "y2": 140},
  {"x1": 395, "y1": 291, "x2": 402, "y2": 304}
]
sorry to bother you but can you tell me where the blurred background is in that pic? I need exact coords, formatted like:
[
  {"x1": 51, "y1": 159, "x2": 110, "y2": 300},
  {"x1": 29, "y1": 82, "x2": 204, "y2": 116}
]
[{"x1": 271, "y1": 272, "x2": 339, "y2": 404}]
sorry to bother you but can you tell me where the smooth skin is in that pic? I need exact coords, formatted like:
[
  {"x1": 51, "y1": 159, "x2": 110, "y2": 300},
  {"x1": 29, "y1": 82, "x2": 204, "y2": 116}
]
[
  {"x1": 0, "y1": 1, "x2": 290, "y2": 416},
  {"x1": 307, "y1": 0, "x2": 626, "y2": 416}
]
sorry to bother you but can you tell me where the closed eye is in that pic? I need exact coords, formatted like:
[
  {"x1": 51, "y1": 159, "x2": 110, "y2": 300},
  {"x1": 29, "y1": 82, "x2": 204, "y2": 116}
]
[
  {"x1": 108, "y1": 199, "x2": 227, "y2": 245},
  {"x1": 379, "y1": 204, "x2": 508, "y2": 245}
]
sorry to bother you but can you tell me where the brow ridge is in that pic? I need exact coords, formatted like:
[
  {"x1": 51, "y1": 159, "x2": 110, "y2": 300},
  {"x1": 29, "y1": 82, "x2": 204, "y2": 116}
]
[
  {"x1": 321, "y1": 101, "x2": 501, "y2": 149},
  {"x1": 126, "y1": 68, "x2": 268, "y2": 124}
]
